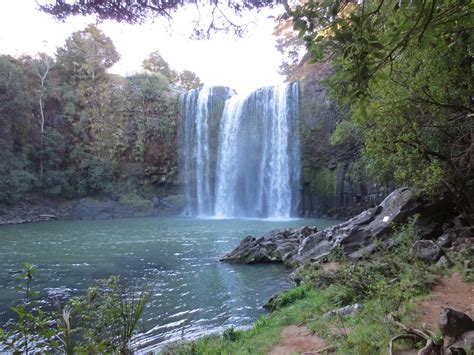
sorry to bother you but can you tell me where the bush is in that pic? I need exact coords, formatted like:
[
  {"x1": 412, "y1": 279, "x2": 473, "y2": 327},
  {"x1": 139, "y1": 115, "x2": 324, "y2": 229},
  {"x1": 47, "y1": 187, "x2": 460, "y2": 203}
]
[{"x1": 0, "y1": 265, "x2": 149, "y2": 354}]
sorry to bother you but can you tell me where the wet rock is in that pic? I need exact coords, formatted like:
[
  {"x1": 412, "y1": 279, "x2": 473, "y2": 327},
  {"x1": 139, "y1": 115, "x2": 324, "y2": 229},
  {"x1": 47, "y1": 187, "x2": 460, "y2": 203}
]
[
  {"x1": 324, "y1": 303, "x2": 363, "y2": 318},
  {"x1": 413, "y1": 240, "x2": 442, "y2": 262},
  {"x1": 222, "y1": 188, "x2": 420, "y2": 266},
  {"x1": 295, "y1": 188, "x2": 418, "y2": 263},
  {"x1": 439, "y1": 308, "x2": 474, "y2": 339}
]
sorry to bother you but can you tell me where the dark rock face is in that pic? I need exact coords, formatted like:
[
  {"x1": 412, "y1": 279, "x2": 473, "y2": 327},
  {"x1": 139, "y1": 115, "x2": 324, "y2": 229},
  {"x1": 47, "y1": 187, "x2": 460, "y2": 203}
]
[
  {"x1": 0, "y1": 200, "x2": 70, "y2": 225},
  {"x1": 295, "y1": 60, "x2": 391, "y2": 219},
  {"x1": 221, "y1": 188, "x2": 424, "y2": 266},
  {"x1": 70, "y1": 195, "x2": 186, "y2": 220}
]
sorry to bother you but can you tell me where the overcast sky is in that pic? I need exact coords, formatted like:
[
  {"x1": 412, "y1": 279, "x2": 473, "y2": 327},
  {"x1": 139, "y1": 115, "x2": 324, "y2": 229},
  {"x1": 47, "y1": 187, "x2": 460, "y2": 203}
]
[{"x1": 0, "y1": 0, "x2": 287, "y2": 93}]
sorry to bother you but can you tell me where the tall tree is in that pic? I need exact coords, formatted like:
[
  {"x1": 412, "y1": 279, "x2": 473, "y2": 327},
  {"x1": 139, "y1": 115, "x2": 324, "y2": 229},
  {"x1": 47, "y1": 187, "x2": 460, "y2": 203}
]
[
  {"x1": 56, "y1": 24, "x2": 120, "y2": 158},
  {"x1": 56, "y1": 24, "x2": 120, "y2": 82},
  {"x1": 30, "y1": 53, "x2": 55, "y2": 182}
]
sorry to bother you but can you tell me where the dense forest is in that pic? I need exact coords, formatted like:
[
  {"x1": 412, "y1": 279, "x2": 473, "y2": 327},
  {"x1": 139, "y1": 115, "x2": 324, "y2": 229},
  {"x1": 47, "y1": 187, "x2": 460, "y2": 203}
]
[{"x1": 0, "y1": 24, "x2": 202, "y2": 206}]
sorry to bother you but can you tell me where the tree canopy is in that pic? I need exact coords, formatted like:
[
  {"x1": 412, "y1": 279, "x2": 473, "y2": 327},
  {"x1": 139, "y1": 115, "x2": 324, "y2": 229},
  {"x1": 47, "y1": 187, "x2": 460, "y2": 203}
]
[{"x1": 38, "y1": 0, "x2": 281, "y2": 37}]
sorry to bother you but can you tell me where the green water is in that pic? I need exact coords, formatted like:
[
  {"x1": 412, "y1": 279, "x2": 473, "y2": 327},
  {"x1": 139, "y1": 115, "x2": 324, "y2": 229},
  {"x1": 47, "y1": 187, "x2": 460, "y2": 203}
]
[{"x1": 0, "y1": 216, "x2": 338, "y2": 351}]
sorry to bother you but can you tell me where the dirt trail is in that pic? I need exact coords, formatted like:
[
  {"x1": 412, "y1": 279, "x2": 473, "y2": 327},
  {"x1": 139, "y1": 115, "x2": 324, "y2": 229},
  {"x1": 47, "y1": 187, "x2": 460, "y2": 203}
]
[
  {"x1": 268, "y1": 274, "x2": 473, "y2": 355},
  {"x1": 268, "y1": 325, "x2": 326, "y2": 355},
  {"x1": 418, "y1": 273, "x2": 473, "y2": 330}
]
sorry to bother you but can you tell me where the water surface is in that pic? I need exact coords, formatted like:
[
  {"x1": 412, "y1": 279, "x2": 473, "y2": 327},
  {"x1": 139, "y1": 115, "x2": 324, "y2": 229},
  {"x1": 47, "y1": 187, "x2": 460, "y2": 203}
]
[{"x1": 0, "y1": 216, "x2": 338, "y2": 351}]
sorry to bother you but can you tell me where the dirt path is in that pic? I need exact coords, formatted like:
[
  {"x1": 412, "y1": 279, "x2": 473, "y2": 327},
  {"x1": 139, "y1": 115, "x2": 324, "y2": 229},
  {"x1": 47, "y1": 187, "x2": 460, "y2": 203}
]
[
  {"x1": 268, "y1": 325, "x2": 326, "y2": 355},
  {"x1": 418, "y1": 273, "x2": 473, "y2": 330}
]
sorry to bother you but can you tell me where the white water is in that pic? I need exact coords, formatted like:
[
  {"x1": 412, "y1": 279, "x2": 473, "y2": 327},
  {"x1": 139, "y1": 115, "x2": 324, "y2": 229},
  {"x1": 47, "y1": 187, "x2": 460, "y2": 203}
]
[{"x1": 180, "y1": 82, "x2": 300, "y2": 219}]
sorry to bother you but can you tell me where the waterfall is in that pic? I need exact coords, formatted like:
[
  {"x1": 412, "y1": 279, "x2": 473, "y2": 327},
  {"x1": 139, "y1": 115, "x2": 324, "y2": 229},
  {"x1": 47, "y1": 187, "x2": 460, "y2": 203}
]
[
  {"x1": 179, "y1": 86, "x2": 233, "y2": 216},
  {"x1": 215, "y1": 82, "x2": 300, "y2": 218},
  {"x1": 180, "y1": 82, "x2": 300, "y2": 219}
]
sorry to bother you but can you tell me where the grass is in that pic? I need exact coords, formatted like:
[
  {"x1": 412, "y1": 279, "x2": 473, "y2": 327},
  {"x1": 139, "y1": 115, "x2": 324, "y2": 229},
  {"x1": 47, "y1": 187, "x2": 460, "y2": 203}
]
[{"x1": 163, "y1": 219, "x2": 455, "y2": 355}]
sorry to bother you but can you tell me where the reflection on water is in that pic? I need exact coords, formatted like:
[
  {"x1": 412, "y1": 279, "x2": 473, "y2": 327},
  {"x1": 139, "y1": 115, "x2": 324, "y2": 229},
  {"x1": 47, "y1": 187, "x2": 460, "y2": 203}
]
[{"x1": 0, "y1": 216, "x2": 338, "y2": 351}]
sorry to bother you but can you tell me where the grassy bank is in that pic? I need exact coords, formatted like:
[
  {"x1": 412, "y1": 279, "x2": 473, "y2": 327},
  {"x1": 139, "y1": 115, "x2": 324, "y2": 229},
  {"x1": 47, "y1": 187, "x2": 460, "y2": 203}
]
[{"x1": 165, "y1": 221, "x2": 473, "y2": 354}]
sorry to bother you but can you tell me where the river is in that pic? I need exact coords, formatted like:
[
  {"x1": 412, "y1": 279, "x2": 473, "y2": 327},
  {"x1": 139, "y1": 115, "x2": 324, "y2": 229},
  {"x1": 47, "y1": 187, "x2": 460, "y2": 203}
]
[{"x1": 0, "y1": 216, "x2": 338, "y2": 351}]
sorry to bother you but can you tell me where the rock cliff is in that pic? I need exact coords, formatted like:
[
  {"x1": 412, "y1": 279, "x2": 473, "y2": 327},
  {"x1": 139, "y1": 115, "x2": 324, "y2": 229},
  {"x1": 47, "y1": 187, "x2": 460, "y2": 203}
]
[{"x1": 294, "y1": 59, "x2": 391, "y2": 219}]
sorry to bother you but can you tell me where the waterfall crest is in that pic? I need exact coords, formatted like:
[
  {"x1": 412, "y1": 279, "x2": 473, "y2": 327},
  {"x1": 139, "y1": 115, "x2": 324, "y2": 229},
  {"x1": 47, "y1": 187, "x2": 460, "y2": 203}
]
[{"x1": 180, "y1": 82, "x2": 300, "y2": 219}]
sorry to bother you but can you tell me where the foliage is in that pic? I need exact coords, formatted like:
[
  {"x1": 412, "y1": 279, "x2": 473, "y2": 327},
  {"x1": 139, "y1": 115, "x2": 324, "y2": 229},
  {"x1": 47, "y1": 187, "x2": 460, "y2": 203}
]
[
  {"x1": 287, "y1": 0, "x2": 473, "y2": 220},
  {"x1": 142, "y1": 51, "x2": 177, "y2": 83},
  {"x1": 0, "y1": 24, "x2": 181, "y2": 204},
  {"x1": 307, "y1": 166, "x2": 336, "y2": 197},
  {"x1": 56, "y1": 24, "x2": 120, "y2": 82},
  {"x1": 265, "y1": 284, "x2": 310, "y2": 311},
  {"x1": 142, "y1": 51, "x2": 202, "y2": 91},
  {"x1": 68, "y1": 276, "x2": 149, "y2": 354},
  {"x1": 67, "y1": 146, "x2": 115, "y2": 197},
  {"x1": 39, "y1": 0, "x2": 280, "y2": 38},
  {"x1": 0, "y1": 266, "x2": 149, "y2": 354}
]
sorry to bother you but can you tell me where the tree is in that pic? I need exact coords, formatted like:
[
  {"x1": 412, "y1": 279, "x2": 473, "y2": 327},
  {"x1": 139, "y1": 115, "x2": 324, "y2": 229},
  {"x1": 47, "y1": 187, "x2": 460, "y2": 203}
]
[
  {"x1": 273, "y1": 11, "x2": 305, "y2": 77},
  {"x1": 56, "y1": 24, "x2": 120, "y2": 82},
  {"x1": 0, "y1": 56, "x2": 37, "y2": 204},
  {"x1": 39, "y1": 0, "x2": 280, "y2": 37},
  {"x1": 142, "y1": 50, "x2": 176, "y2": 83},
  {"x1": 176, "y1": 70, "x2": 202, "y2": 91},
  {"x1": 56, "y1": 25, "x2": 121, "y2": 158},
  {"x1": 30, "y1": 53, "x2": 55, "y2": 182}
]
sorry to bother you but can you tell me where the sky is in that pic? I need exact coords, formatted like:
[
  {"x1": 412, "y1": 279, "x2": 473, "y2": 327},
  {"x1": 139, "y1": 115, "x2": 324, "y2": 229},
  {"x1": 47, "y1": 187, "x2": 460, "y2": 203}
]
[{"x1": 0, "y1": 0, "x2": 287, "y2": 93}]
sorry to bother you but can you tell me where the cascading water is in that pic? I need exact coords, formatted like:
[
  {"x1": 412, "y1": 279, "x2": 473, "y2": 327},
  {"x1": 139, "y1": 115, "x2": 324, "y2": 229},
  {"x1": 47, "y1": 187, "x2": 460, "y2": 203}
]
[
  {"x1": 215, "y1": 82, "x2": 300, "y2": 218},
  {"x1": 179, "y1": 86, "x2": 233, "y2": 216},
  {"x1": 180, "y1": 82, "x2": 300, "y2": 219}
]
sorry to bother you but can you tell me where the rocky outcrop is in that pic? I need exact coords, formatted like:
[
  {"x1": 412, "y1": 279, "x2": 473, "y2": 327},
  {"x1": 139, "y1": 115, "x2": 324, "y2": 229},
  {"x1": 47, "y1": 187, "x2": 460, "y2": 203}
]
[
  {"x1": 220, "y1": 226, "x2": 318, "y2": 264},
  {"x1": 0, "y1": 200, "x2": 71, "y2": 225},
  {"x1": 221, "y1": 188, "x2": 457, "y2": 267},
  {"x1": 0, "y1": 193, "x2": 187, "y2": 225}
]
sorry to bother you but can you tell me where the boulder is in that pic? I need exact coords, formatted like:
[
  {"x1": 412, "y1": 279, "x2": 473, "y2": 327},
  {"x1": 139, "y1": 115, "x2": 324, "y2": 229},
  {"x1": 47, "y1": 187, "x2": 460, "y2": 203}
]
[
  {"x1": 412, "y1": 240, "x2": 442, "y2": 262},
  {"x1": 439, "y1": 308, "x2": 474, "y2": 340}
]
